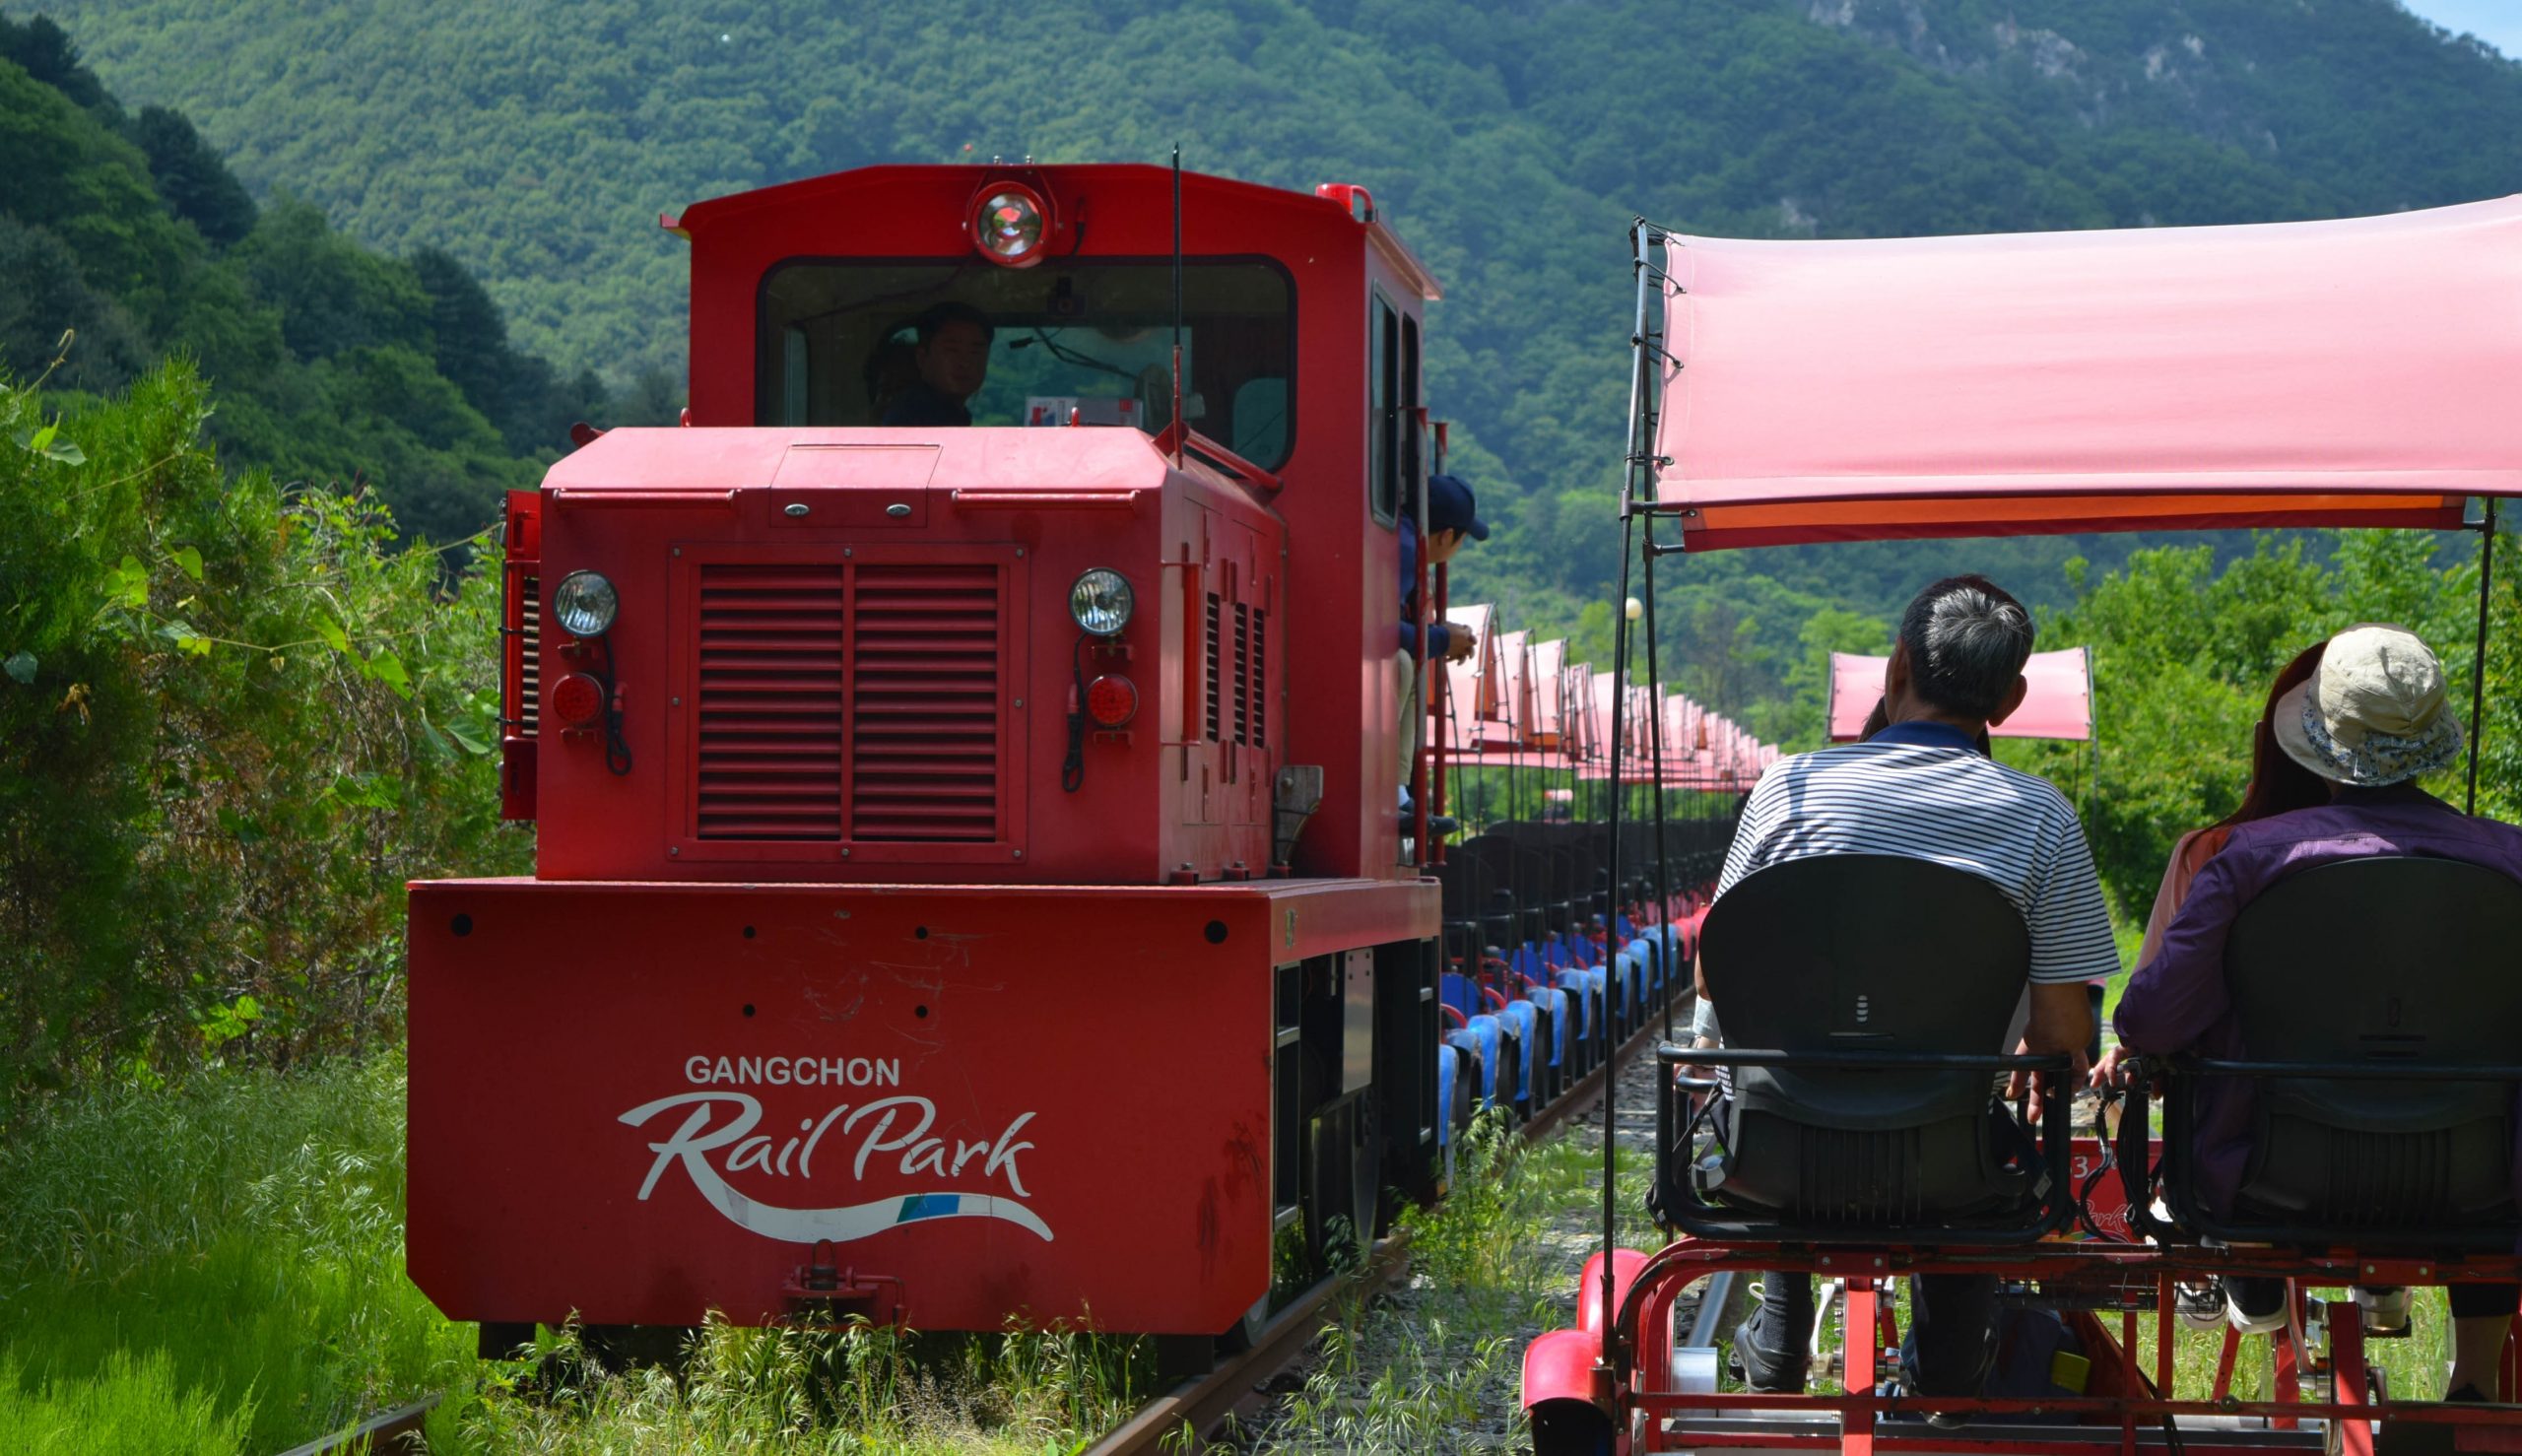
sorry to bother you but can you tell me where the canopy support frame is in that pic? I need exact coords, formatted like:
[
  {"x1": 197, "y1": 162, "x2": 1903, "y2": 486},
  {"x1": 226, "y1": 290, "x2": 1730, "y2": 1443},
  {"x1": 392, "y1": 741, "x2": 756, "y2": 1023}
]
[
  {"x1": 2469, "y1": 497, "x2": 2499, "y2": 816},
  {"x1": 1640, "y1": 509, "x2": 1677, "y2": 1041}
]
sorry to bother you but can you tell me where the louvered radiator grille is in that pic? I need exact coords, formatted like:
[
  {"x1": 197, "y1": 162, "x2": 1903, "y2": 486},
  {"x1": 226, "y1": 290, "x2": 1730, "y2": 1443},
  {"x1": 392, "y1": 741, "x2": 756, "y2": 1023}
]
[
  {"x1": 1231, "y1": 601, "x2": 1252, "y2": 747},
  {"x1": 516, "y1": 575, "x2": 541, "y2": 736},
  {"x1": 849, "y1": 563, "x2": 1002, "y2": 841},
  {"x1": 696, "y1": 565, "x2": 846, "y2": 839},
  {"x1": 1249, "y1": 607, "x2": 1266, "y2": 748},
  {"x1": 1203, "y1": 591, "x2": 1223, "y2": 741}
]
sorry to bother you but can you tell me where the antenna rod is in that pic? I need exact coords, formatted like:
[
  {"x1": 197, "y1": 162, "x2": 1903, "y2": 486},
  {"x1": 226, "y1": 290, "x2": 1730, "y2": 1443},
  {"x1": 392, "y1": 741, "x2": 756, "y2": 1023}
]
[{"x1": 1171, "y1": 144, "x2": 1184, "y2": 468}]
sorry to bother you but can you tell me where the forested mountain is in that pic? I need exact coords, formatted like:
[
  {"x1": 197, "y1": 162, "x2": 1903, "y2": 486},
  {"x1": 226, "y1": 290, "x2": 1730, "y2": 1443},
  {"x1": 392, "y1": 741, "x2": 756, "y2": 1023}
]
[
  {"x1": 0, "y1": 14, "x2": 620, "y2": 543},
  {"x1": 21, "y1": 0, "x2": 2522, "y2": 724}
]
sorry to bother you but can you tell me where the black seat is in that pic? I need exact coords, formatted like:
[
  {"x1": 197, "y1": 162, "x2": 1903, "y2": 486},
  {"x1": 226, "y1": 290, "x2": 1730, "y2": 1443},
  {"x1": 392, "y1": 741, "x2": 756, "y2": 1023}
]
[
  {"x1": 2143, "y1": 856, "x2": 2522, "y2": 1250},
  {"x1": 1451, "y1": 835, "x2": 1527, "y2": 953},
  {"x1": 1653, "y1": 854, "x2": 2069, "y2": 1243},
  {"x1": 1429, "y1": 852, "x2": 1493, "y2": 972}
]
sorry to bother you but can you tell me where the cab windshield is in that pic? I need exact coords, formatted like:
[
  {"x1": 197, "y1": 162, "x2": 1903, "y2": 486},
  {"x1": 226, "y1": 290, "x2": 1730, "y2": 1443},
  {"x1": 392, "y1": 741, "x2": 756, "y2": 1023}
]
[{"x1": 757, "y1": 259, "x2": 1295, "y2": 470}]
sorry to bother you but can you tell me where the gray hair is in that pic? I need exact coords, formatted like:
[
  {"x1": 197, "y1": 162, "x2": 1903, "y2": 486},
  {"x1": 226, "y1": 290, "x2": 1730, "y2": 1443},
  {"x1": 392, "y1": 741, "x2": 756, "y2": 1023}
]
[{"x1": 1897, "y1": 575, "x2": 2034, "y2": 720}]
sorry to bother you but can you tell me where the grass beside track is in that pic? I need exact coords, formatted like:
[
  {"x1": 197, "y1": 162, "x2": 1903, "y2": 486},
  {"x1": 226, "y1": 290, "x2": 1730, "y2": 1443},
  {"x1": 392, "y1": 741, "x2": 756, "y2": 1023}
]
[
  {"x1": 0, "y1": 1054, "x2": 1175, "y2": 1454},
  {"x1": 0, "y1": 1055, "x2": 467, "y2": 1454}
]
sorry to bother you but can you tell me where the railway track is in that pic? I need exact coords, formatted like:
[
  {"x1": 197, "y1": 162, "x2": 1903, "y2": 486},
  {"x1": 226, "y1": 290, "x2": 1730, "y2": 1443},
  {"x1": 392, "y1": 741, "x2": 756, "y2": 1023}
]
[
  {"x1": 1085, "y1": 999, "x2": 1696, "y2": 1456},
  {"x1": 274, "y1": 1394, "x2": 437, "y2": 1456}
]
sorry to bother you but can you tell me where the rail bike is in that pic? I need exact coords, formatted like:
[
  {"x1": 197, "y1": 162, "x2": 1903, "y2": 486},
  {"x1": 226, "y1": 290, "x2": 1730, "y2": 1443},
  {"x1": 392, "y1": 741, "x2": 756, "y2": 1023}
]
[
  {"x1": 1522, "y1": 196, "x2": 2522, "y2": 1455},
  {"x1": 400, "y1": 160, "x2": 1771, "y2": 1361}
]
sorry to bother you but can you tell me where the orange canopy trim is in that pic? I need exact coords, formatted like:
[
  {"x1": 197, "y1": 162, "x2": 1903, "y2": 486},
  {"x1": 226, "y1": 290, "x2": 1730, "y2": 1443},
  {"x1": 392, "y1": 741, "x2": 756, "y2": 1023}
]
[{"x1": 1650, "y1": 197, "x2": 2522, "y2": 549}]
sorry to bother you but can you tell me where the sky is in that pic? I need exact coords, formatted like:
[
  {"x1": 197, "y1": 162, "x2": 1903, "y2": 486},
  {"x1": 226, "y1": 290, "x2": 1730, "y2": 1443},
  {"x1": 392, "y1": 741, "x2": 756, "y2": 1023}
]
[{"x1": 2400, "y1": 0, "x2": 2522, "y2": 57}]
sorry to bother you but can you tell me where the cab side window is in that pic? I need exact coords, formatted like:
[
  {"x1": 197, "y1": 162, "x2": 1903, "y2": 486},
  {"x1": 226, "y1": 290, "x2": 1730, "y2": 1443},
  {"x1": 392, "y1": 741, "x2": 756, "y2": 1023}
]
[
  {"x1": 1401, "y1": 312, "x2": 1423, "y2": 512},
  {"x1": 1370, "y1": 294, "x2": 1398, "y2": 525}
]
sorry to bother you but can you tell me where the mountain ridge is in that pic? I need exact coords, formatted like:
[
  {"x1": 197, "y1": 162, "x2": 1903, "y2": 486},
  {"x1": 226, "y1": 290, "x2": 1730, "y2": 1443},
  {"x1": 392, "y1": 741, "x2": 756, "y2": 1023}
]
[{"x1": 19, "y1": 0, "x2": 2522, "y2": 713}]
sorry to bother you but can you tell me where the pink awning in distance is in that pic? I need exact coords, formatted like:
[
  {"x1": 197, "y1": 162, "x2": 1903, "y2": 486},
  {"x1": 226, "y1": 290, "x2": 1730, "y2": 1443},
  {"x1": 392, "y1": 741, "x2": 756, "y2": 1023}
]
[
  {"x1": 1825, "y1": 648, "x2": 2093, "y2": 742},
  {"x1": 1653, "y1": 198, "x2": 2522, "y2": 550}
]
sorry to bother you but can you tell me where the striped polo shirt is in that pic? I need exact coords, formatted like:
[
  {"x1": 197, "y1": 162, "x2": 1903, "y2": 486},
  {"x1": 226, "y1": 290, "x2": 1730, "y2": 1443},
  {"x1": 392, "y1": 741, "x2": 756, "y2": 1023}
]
[{"x1": 1712, "y1": 720, "x2": 2120, "y2": 986}]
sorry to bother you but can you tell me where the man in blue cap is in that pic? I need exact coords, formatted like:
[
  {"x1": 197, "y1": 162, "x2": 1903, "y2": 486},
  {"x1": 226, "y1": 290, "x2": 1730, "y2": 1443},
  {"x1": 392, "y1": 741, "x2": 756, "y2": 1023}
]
[{"x1": 1399, "y1": 473, "x2": 1488, "y2": 837}]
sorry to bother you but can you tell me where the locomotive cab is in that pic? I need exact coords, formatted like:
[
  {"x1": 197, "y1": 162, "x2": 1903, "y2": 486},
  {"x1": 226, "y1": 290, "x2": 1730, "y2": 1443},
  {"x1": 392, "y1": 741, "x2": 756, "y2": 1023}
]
[{"x1": 499, "y1": 165, "x2": 1443, "y2": 887}]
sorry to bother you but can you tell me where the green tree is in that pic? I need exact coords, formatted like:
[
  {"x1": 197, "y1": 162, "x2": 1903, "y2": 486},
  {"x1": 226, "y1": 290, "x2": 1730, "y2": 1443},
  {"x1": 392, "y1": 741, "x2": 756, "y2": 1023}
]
[{"x1": 130, "y1": 102, "x2": 255, "y2": 245}]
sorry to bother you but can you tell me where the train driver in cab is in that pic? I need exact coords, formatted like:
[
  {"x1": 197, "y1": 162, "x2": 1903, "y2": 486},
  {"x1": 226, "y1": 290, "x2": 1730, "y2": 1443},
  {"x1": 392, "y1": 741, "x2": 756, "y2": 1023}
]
[{"x1": 882, "y1": 302, "x2": 993, "y2": 427}]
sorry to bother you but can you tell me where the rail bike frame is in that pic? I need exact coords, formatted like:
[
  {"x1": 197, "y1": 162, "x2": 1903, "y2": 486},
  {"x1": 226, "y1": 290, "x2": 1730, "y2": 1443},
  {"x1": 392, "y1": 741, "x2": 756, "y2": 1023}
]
[
  {"x1": 1526, "y1": 198, "x2": 2522, "y2": 1453},
  {"x1": 1593, "y1": 1240, "x2": 2522, "y2": 1456}
]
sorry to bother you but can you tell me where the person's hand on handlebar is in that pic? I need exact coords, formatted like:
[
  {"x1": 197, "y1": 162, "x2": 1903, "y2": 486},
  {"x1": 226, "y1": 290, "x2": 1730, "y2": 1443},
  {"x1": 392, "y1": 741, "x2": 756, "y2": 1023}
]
[
  {"x1": 2088, "y1": 1043, "x2": 2141, "y2": 1091},
  {"x1": 2005, "y1": 1041, "x2": 2091, "y2": 1104}
]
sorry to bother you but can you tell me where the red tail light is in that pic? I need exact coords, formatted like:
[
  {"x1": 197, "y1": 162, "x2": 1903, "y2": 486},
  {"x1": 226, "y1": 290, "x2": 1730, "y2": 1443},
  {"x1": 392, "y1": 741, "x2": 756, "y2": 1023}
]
[
  {"x1": 1086, "y1": 675, "x2": 1138, "y2": 728},
  {"x1": 553, "y1": 672, "x2": 606, "y2": 727}
]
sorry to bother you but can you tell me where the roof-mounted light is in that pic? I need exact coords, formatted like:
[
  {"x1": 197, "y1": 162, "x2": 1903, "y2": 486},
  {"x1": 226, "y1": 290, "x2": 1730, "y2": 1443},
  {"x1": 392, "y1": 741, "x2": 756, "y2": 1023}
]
[{"x1": 972, "y1": 184, "x2": 1048, "y2": 268}]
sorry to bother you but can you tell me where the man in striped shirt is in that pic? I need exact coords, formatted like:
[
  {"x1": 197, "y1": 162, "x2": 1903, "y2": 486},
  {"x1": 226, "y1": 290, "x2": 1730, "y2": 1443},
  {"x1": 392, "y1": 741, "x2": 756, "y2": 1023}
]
[{"x1": 1710, "y1": 574, "x2": 2116, "y2": 1403}]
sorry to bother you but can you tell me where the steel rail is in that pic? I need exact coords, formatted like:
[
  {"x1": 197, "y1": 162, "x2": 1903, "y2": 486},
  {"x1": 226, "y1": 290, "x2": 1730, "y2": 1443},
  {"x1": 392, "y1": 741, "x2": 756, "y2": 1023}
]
[
  {"x1": 271, "y1": 1393, "x2": 439, "y2": 1456},
  {"x1": 1086, "y1": 985, "x2": 1693, "y2": 1453},
  {"x1": 1083, "y1": 1233, "x2": 1416, "y2": 1456}
]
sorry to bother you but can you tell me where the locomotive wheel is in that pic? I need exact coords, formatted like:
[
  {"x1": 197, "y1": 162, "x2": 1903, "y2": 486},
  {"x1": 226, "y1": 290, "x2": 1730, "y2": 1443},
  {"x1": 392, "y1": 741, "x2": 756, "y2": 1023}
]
[
  {"x1": 1353, "y1": 1087, "x2": 1386, "y2": 1242},
  {"x1": 1217, "y1": 1292, "x2": 1272, "y2": 1355},
  {"x1": 1303, "y1": 1095, "x2": 1384, "y2": 1271},
  {"x1": 580, "y1": 1323, "x2": 694, "y2": 1372}
]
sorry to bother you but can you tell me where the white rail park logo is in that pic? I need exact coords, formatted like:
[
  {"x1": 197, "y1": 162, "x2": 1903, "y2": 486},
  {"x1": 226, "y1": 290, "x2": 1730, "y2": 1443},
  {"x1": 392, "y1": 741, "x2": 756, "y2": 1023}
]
[{"x1": 620, "y1": 1053, "x2": 1051, "y2": 1244}]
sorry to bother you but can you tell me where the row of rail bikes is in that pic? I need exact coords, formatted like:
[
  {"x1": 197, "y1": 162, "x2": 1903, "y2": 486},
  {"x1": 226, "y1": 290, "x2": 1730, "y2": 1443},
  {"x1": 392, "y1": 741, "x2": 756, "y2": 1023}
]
[
  {"x1": 400, "y1": 157, "x2": 1777, "y2": 1371},
  {"x1": 1523, "y1": 196, "x2": 2522, "y2": 1454},
  {"x1": 1424, "y1": 605, "x2": 1773, "y2": 1157}
]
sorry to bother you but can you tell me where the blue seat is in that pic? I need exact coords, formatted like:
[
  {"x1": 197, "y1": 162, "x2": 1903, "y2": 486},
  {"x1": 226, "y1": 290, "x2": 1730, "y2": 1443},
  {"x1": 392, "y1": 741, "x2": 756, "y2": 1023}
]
[
  {"x1": 1558, "y1": 967, "x2": 1601, "y2": 1045},
  {"x1": 1623, "y1": 937, "x2": 1658, "y2": 998},
  {"x1": 1610, "y1": 950, "x2": 1641, "y2": 1034},
  {"x1": 1434, "y1": 1042, "x2": 1458, "y2": 1153},
  {"x1": 1528, "y1": 985, "x2": 1570, "y2": 1071},
  {"x1": 1438, "y1": 970, "x2": 1482, "y2": 1023},
  {"x1": 1499, "y1": 999, "x2": 1541, "y2": 1108},
  {"x1": 1457, "y1": 1015, "x2": 1505, "y2": 1109},
  {"x1": 1582, "y1": 965, "x2": 1611, "y2": 1030}
]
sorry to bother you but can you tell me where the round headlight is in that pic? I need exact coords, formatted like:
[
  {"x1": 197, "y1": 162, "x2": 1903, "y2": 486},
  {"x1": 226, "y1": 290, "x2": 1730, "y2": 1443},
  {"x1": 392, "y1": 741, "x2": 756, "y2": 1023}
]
[
  {"x1": 551, "y1": 569, "x2": 619, "y2": 638},
  {"x1": 973, "y1": 186, "x2": 1046, "y2": 266},
  {"x1": 1069, "y1": 568, "x2": 1133, "y2": 636}
]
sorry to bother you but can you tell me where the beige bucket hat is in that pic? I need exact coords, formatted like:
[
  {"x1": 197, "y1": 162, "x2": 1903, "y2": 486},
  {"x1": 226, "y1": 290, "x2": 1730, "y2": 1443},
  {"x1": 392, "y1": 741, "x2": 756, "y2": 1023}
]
[{"x1": 2272, "y1": 624, "x2": 2464, "y2": 787}]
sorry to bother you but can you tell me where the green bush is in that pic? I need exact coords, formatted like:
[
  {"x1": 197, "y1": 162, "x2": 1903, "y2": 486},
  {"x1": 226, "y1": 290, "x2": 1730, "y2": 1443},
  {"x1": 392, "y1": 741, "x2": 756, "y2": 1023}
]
[{"x1": 0, "y1": 362, "x2": 528, "y2": 1106}]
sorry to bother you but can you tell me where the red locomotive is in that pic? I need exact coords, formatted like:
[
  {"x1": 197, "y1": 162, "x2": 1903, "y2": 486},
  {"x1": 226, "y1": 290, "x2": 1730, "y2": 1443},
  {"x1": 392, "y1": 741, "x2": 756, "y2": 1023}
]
[{"x1": 404, "y1": 162, "x2": 1710, "y2": 1355}]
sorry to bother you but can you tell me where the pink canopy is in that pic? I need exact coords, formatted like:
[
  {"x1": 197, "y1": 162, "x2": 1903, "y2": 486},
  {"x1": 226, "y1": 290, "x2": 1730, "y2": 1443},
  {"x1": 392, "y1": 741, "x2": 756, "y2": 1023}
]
[
  {"x1": 1652, "y1": 198, "x2": 2522, "y2": 549},
  {"x1": 1437, "y1": 605, "x2": 1514, "y2": 752},
  {"x1": 1529, "y1": 640, "x2": 1567, "y2": 743},
  {"x1": 1825, "y1": 648, "x2": 2094, "y2": 742}
]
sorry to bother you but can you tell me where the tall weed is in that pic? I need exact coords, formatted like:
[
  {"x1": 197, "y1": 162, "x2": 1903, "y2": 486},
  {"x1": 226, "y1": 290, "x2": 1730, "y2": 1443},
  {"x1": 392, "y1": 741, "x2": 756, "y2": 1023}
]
[{"x1": 0, "y1": 1053, "x2": 467, "y2": 1452}]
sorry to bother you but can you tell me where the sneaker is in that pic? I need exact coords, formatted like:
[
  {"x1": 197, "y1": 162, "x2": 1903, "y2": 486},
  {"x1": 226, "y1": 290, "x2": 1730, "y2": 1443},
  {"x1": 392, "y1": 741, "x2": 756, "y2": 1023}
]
[
  {"x1": 2225, "y1": 1276, "x2": 2289, "y2": 1336},
  {"x1": 2446, "y1": 1384, "x2": 2490, "y2": 1404},
  {"x1": 2175, "y1": 1281, "x2": 2226, "y2": 1333},
  {"x1": 1729, "y1": 1310, "x2": 1808, "y2": 1394},
  {"x1": 2356, "y1": 1286, "x2": 2414, "y2": 1337}
]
